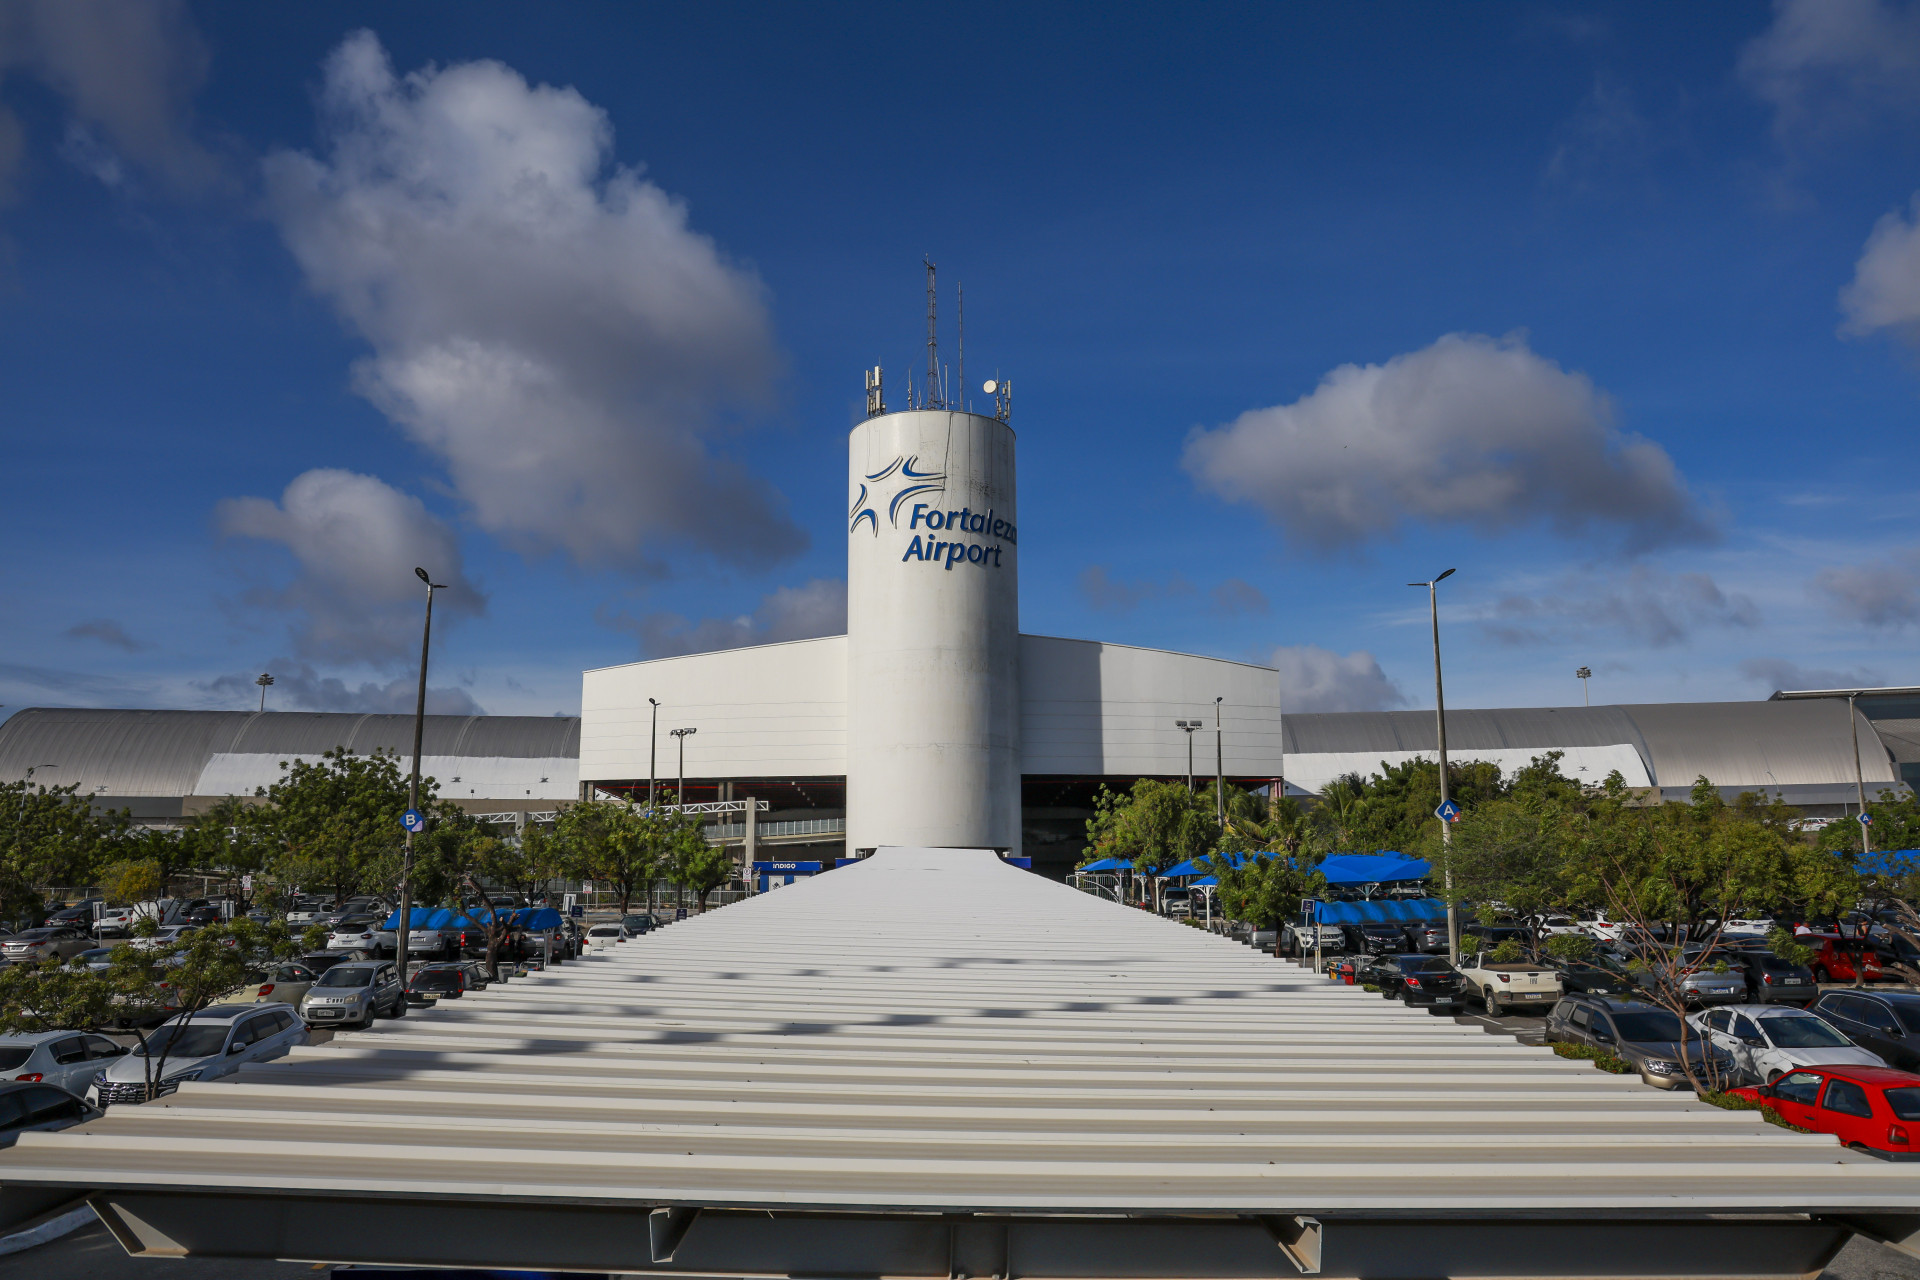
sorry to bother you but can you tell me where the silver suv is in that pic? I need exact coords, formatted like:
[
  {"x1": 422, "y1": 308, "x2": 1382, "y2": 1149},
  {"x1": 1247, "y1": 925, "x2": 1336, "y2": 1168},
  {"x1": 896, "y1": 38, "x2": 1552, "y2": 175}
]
[
  {"x1": 89, "y1": 1004, "x2": 307, "y2": 1106},
  {"x1": 298, "y1": 961, "x2": 405, "y2": 1028}
]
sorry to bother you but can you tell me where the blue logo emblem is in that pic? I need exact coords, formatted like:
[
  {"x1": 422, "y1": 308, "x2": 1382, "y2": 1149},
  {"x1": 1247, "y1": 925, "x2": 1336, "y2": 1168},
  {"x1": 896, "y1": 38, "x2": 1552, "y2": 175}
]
[
  {"x1": 850, "y1": 455, "x2": 945, "y2": 535},
  {"x1": 401, "y1": 808, "x2": 426, "y2": 833},
  {"x1": 1434, "y1": 799, "x2": 1460, "y2": 823}
]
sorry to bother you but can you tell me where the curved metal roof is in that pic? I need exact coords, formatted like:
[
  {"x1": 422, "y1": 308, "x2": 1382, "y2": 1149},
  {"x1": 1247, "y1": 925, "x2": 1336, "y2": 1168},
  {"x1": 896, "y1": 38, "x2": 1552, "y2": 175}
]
[
  {"x1": 1284, "y1": 700, "x2": 1897, "y2": 790},
  {"x1": 0, "y1": 708, "x2": 581, "y2": 798}
]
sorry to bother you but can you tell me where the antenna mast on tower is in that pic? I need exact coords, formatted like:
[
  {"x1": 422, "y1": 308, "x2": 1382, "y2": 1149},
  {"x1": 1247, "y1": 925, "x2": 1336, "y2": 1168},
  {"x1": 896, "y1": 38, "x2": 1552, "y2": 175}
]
[
  {"x1": 957, "y1": 284, "x2": 965, "y2": 413},
  {"x1": 924, "y1": 257, "x2": 941, "y2": 409}
]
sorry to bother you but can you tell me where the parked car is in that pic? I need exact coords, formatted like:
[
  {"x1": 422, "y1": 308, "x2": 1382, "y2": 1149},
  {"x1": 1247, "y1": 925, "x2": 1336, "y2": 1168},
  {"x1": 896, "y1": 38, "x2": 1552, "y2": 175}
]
[
  {"x1": 1804, "y1": 934, "x2": 1889, "y2": 985},
  {"x1": 242, "y1": 959, "x2": 327, "y2": 1006},
  {"x1": 584, "y1": 922, "x2": 629, "y2": 949},
  {"x1": 326, "y1": 916, "x2": 387, "y2": 955},
  {"x1": 458, "y1": 960, "x2": 493, "y2": 989},
  {"x1": 1339, "y1": 923, "x2": 1411, "y2": 956},
  {"x1": 89, "y1": 1004, "x2": 307, "y2": 1106},
  {"x1": 1281, "y1": 922, "x2": 1343, "y2": 957},
  {"x1": 284, "y1": 903, "x2": 328, "y2": 927},
  {"x1": 0, "y1": 1081, "x2": 100, "y2": 1146},
  {"x1": 1690, "y1": 1004, "x2": 1884, "y2": 1086},
  {"x1": 1671, "y1": 950, "x2": 1748, "y2": 1007},
  {"x1": 1456, "y1": 948, "x2": 1563, "y2": 1016},
  {"x1": 0, "y1": 1031, "x2": 130, "y2": 1095},
  {"x1": 1371, "y1": 954, "x2": 1465, "y2": 1012},
  {"x1": 1399, "y1": 920, "x2": 1450, "y2": 954},
  {"x1": 2, "y1": 928, "x2": 95, "y2": 964},
  {"x1": 127, "y1": 924, "x2": 200, "y2": 952},
  {"x1": 406, "y1": 962, "x2": 475, "y2": 1004},
  {"x1": 406, "y1": 923, "x2": 457, "y2": 959},
  {"x1": 1810, "y1": 989, "x2": 1920, "y2": 1071},
  {"x1": 621, "y1": 914, "x2": 655, "y2": 935},
  {"x1": 42, "y1": 901, "x2": 101, "y2": 929},
  {"x1": 1729, "y1": 1065, "x2": 1920, "y2": 1158},
  {"x1": 66, "y1": 947, "x2": 120, "y2": 973},
  {"x1": 1729, "y1": 951, "x2": 1818, "y2": 1005},
  {"x1": 1545, "y1": 995, "x2": 1735, "y2": 1089},
  {"x1": 298, "y1": 961, "x2": 405, "y2": 1028},
  {"x1": 1549, "y1": 960, "x2": 1633, "y2": 997}
]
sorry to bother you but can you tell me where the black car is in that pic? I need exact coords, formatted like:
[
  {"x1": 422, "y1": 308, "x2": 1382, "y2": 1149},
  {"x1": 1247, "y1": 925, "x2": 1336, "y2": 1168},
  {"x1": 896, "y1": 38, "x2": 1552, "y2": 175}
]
[
  {"x1": 1340, "y1": 923, "x2": 1411, "y2": 956},
  {"x1": 1373, "y1": 954, "x2": 1465, "y2": 1012},
  {"x1": 622, "y1": 914, "x2": 656, "y2": 935},
  {"x1": 406, "y1": 963, "x2": 474, "y2": 1004},
  {"x1": 1551, "y1": 961, "x2": 1632, "y2": 997},
  {"x1": 1810, "y1": 989, "x2": 1920, "y2": 1071},
  {"x1": 42, "y1": 902, "x2": 100, "y2": 928}
]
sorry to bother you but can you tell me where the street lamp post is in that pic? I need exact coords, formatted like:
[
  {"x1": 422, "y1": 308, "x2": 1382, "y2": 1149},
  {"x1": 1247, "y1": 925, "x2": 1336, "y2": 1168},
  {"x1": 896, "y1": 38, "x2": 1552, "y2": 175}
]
[
  {"x1": 671, "y1": 727, "x2": 697, "y2": 807},
  {"x1": 1850, "y1": 692, "x2": 1870, "y2": 858},
  {"x1": 1175, "y1": 720, "x2": 1201, "y2": 792},
  {"x1": 1214, "y1": 697, "x2": 1225, "y2": 826},
  {"x1": 1576, "y1": 667, "x2": 1591, "y2": 707},
  {"x1": 255, "y1": 673, "x2": 274, "y2": 713},
  {"x1": 396, "y1": 566, "x2": 447, "y2": 994},
  {"x1": 1410, "y1": 568, "x2": 1459, "y2": 964},
  {"x1": 647, "y1": 698, "x2": 659, "y2": 813}
]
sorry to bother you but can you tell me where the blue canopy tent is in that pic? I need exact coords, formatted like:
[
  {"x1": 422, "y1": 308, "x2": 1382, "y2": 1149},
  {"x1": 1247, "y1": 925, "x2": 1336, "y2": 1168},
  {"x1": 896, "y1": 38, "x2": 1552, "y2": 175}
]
[
  {"x1": 1158, "y1": 852, "x2": 1267, "y2": 878},
  {"x1": 1190, "y1": 875, "x2": 1219, "y2": 887},
  {"x1": 381, "y1": 906, "x2": 455, "y2": 931},
  {"x1": 1317, "y1": 853, "x2": 1431, "y2": 886},
  {"x1": 510, "y1": 907, "x2": 564, "y2": 932},
  {"x1": 1077, "y1": 857, "x2": 1130, "y2": 873},
  {"x1": 1311, "y1": 897, "x2": 1448, "y2": 924}
]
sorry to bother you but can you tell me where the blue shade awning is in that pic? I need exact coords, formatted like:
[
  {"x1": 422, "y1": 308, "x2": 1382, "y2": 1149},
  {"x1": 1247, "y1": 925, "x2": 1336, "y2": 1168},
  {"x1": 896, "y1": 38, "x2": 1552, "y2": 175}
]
[
  {"x1": 1189, "y1": 876, "x2": 1219, "y2": 887},
  {"x1": 1857, "y1": 850, "x2": 1920, "y2": 876},
  {"x1": 1077, "y1": 857, "x2": 1129, "y2": 872},
  {"x1": 1318, "y1": 853, "x2": 1431, "y2": 885},
  {"x1": 1158, "y1": 852, "x2": 1265, "y2": 878},
  {"x1": 510, "y1": 907, "x2": 564, "y2": 931},
  {"x1": 1312, "y1": 897, "x2": 1448, "y2": 924}
]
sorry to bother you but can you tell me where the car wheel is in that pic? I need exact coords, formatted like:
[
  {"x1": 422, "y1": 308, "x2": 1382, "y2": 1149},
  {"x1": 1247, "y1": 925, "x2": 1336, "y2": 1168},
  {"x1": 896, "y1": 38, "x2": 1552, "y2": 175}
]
[
  {"x1": 1767, "y1": 1068, "x2": 1785, "y2": 1085},
  {"x1": 1485, "y1": 988, "x2": 1504, "y2": 1017},
  {"x1": 1812, "y1": 966, "x2": 1830, "y2": 984}
]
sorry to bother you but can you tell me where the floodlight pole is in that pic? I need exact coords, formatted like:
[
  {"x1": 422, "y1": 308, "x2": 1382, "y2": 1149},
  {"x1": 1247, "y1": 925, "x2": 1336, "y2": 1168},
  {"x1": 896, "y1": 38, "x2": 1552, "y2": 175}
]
[
  {"x1": 398, "y1": 567, "x2": 446, "y2": 990},
  {"x1": 1850, "y1": 693, "x2": 1870, "y2": 858},
  {"x1": 1176, "y1": 721, "x2": 1200, "y2": 792},
  {"x1": 672, "y1": 728, "x2": 697, "y2": 807},
  {"x1": 1412, "y1": 569, "x2": 1459, "y2": 965},
  {"x1": 1214, "y1": 697, "x2": 1225, "y2": 826},
  {"x1": 1576, "y1": 666, "x2": 1591, "y2": 707},
  {"x1": 647, "y1": 698, "x2": 659, "y2": 813}
]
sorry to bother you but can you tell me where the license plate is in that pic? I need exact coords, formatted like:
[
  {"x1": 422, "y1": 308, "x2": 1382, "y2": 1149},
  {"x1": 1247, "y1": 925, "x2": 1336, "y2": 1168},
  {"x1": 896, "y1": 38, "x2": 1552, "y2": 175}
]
[
  {"x1": 1434, "y1": 997, "x2": 1454, "y2": 1004},
  {"x1": 1522, "y1": 992, "x2": 1544, "y2": 999}
]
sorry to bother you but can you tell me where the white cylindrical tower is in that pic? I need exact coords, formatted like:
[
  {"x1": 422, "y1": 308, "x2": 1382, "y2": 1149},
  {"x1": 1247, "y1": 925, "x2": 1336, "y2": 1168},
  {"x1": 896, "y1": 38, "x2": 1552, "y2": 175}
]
[{"x1": 846, "y1": 408, "x2": 1020, "y2": 855}]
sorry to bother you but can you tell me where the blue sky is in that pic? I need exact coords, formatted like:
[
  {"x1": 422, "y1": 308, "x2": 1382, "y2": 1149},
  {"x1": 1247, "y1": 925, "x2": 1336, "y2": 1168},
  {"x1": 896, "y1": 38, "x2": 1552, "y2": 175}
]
[{"x1": 3, "y1": 0, "x2": 1919, "y2": 722}]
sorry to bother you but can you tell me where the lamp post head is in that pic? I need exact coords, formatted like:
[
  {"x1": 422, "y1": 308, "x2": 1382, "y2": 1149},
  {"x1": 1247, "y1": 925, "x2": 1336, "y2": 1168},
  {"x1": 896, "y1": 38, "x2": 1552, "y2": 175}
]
[
  {"x1": 1576, "y1": 667, "x2": 1591, "y2": 680},
  {"x1": 1436, "y1": 567, "x2": 1456, "y2": 583},
  {"x1": 415, "y1": 567, "x2": 431, "y2": 584},
  {"x1": 256, "y1": 673, "x2": 274, "y2": 687}
]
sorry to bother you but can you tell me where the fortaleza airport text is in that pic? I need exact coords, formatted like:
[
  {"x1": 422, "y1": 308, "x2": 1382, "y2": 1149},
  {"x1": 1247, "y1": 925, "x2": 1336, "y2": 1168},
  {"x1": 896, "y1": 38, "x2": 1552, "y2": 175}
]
[{"x1": 900, "y1": 503, "x2": 1015, "y2": 570}]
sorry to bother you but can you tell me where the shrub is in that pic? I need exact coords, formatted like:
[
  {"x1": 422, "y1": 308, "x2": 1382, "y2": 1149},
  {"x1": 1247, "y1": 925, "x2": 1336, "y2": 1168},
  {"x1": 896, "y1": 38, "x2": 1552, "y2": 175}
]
[
  {"x1": 1551, "y1": 1040, "x2": 1632, "y2": 1073},
  {"x1": 1361, "y1": 983, "x2": 1381, "y2": 993},
  {"x1": 1488, "y1": 938, "x2": 1525, "y2": 964},
  {"x1": 1545, "y1": 932, "x2": 1596, "y2": 962},
  {"x1": 1698, "y1": 1090, "x2": 1813, "y2": 1133}
]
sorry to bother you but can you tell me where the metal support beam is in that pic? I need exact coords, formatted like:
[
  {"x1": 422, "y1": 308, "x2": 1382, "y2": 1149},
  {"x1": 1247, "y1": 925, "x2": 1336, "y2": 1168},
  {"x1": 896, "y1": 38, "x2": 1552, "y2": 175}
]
[{"x1": 649, "y1": 1205, "x2": 700, "y2": 1262}]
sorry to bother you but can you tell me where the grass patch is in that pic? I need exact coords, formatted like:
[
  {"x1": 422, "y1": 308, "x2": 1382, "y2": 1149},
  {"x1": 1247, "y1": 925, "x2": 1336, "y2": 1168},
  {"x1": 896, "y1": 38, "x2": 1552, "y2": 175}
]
[
  {"x1": 1697, "y1": 1089, "x2": 1815, "y2": 1132},
  {"x1": 1360, "y1": 983, "x2": 1381, "y2": 993},
  {"x1": 1550, "y1": 1040, "x2": 1633, "y2": 1073}
]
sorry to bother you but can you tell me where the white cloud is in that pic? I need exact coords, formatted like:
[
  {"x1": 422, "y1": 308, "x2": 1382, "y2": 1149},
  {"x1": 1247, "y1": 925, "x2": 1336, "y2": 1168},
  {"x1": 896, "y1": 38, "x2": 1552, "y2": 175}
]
[
  {"x1": 1738, "y1": 656, "x2": 1890, "y2": 693},
  {"x1": 612, "y1": 578, "x2": 847, "y2": 658},
  {"x1": 1841, "y1": 193, "x2": 1920, "y2": 345},
  {"x1": 1813, "y1": 547, "x2": 1920, "y2": 627},
  {"x1": 1182, "y1": 333, "x2": 1709, "y2": 553},
  {"x1": 1484, "y1": 567, "x2": 1761, "y2": 649},
  {"x1": 201, "y1": 664, "x2": 484, "y2": 716},
  {"x1": 217, "y1": 468, "x2": 484, "y2": 664},
  {"x1": 263, "y1": 31, "x2": 799, "y2": 572},
  {"x1": 0, "y1": 0, "x2": 221, "y2": 194},
  {"x1": 62, "y1": 618, "x2": 144, "y2": 652},
  {"x1": 1739, "y1": 0, "x2": 1920, "y2": 141},
  {"x1": 1270, "y1": 645, "x2": 1407, "y2": 713}
]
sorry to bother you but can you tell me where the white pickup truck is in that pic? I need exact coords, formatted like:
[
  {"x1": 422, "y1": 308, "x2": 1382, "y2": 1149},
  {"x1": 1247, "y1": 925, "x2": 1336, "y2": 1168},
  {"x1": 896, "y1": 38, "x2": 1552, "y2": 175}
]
[{"x1": 1457, "y1": 949, "x2": 1563, "y2": 1016}]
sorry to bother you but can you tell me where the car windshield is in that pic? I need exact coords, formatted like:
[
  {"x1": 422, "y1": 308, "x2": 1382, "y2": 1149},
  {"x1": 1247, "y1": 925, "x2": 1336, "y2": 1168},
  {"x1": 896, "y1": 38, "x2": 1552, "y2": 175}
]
[
  {"x1": 1611, "y1": 1009, "x2": 1685, "y2": 1041},
  {"x1": 334, "y1": 919, "x2": 373, "y2": 929},
  {"x1": 140, "y1": 1023, "x2": 229, "y2": 1059},
  {"x1": 1762, "y1": 1015, "x2": 1852, "y2": 1048},
  {"x1": 0, "y1": 1048, "x2": 34, "y2": 1070},
  {"x1": 315, "y1": 967, "x2": 376, "y2": 988}
]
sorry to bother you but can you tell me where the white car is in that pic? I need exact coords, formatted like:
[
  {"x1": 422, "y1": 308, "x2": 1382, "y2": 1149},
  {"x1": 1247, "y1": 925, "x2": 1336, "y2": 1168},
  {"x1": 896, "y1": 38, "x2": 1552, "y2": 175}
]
[
  {"x1": 1690, "y1": 1004, "x2": 1887, "y2": 1087},
  {"x1": 88, "y1": 1003, "x2": 307, "y2": 1106},
  {"x1": 284, "y1": 905, "x2": 327, "y2": 927},
  {"x1": 583, "y1": 923, "x2": 629, "y2": 949},
  {"x1": 326, "y1": 917, "x2": 388, "y2": 954},
  {"x1": 127, "y1": 924, "x2": 199, "y2": 952}
]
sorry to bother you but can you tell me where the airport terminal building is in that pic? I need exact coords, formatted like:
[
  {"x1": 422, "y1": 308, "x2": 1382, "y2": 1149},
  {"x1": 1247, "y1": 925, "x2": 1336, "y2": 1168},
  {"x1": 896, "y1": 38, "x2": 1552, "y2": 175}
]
[{"x1": 0, "y1": 381, "x2": 1914, "y2": 882}]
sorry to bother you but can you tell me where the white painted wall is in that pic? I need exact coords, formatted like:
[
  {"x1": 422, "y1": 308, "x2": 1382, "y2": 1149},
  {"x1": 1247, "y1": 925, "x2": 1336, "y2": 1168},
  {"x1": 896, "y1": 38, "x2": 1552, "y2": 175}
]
[
  {"x1": 846, "y1": 410, "x2": 1020, "y2": 854},
  {"x1": 580, "y1": 636, "x2": 848, "y2": 785},
  {"x1": 1019, "y1": 635, "x2": 1282, "y2": 778}
]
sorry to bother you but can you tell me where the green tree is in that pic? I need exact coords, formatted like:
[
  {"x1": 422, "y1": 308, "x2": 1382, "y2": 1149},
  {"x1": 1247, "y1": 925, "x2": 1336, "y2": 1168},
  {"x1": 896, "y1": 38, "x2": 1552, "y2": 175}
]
[
  {"x1": 180, "y1": 798, "x2": 275, "y2": 908},
  {"x1": 0, "y1": 779, "x2": 132, "y2": 925},
  {"x1": 1082, "y1": 779, "x2": 1220, "y2": 874},
  {"x1": 259, "y1": 748, "x2": 435, "y2": 907},
  {"x1": 667, "y1": 817, "x2": 734, "y2": 912},
  {"x1": 1206, "y1": 851, "x2": 1326, "y2": 943},
  {"x1": 555, "y1": 800, "x2": 665, "y2": 915},
  {"x1": 99, "y1": 858, "x2": 166, "y2": 907}
]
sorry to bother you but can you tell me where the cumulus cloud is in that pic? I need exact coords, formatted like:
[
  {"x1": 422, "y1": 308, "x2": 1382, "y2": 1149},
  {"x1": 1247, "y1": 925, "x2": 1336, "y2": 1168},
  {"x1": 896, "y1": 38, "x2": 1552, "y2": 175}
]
[
  {"x1": 1484, "y1": 567, "x2": 1760, "y2": 649},
  {"x1": 610, "y1": 578, "x2": 847, "y2": 659},
  {"x1": 1840, "y1": 193, "x2": 1920, "y2": 346},
  {"x1": 1182, "y1": 333, "x2": 1709, "y2": 553},
  {"x1": 217, "y1": 468, "x2": 484, "y2": 664},
  {"x1": 1739, "y1": 657, "x2": 1889, "y2": 693},
  {"x1": 1080, "y1": 567, "x2": 1268, "y2": 616},
  {"x1": 201, "y1": 663, "x2": 483, "y2": 716},
  {"x1": 1813, "y1": 547, "x2": 1920, "y2": 627},
  {"x1": 0, "y1": 0, "x2": 222, "y2": 196},
  {"x1": 1270, "y1": 645, "x2": 1407, "y2": 713},
  {"x1": 263, "y1": 31, "x2": 799, "y2": 573},
  {"x1": 62, "y1": 618, "x2": 144, "y2": 651},
  {"x1": 1739, "y1": 0, "x2": 1920, "y2": 141}
]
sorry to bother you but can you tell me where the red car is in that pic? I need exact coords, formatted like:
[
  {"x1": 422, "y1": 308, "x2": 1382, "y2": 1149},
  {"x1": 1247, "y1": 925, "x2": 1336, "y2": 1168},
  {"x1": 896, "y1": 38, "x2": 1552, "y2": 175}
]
[
  {"x1": 1802, "y1": 934, "x2": 1888, "y2": 985},
  {"x1": 1729, "y1": 1064, "x2": 1920, "y2": 1158}
]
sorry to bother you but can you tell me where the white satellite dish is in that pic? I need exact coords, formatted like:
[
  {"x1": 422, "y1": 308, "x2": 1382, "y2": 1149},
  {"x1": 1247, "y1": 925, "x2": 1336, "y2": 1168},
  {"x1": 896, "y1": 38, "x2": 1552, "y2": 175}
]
[{"x1": 982, "y1": 380, "x2": 997, "y2": 394}]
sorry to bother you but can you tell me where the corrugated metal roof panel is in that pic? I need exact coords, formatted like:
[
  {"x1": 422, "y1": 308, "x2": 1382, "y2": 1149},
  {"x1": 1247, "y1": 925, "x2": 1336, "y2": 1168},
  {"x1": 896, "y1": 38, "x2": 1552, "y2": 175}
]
[{"x1": 2, "y1": 848, "x2": 1915, "y2": 1264}]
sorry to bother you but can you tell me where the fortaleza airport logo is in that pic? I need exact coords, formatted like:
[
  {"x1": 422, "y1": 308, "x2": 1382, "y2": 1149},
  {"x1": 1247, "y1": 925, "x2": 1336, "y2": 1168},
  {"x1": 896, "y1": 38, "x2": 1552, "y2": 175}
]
[{"x1": 849, "y1": 455, "x2": 1016, "y2": 570}]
